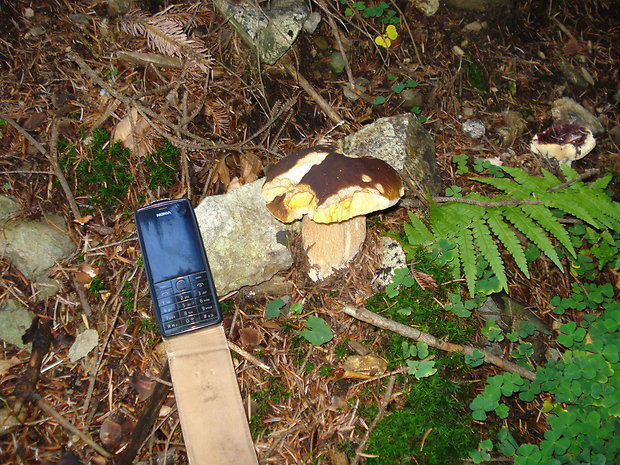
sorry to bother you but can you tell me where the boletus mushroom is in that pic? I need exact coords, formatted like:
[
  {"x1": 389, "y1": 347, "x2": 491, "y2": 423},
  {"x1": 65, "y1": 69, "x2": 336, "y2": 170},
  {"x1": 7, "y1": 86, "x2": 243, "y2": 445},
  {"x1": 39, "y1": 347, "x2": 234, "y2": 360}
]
[
  {"x1": 530, "y1": 124, "x2": 596, "y2": 165},
  {"x1": 261, "y1": 146, "x2": 404, "y2": 281}
]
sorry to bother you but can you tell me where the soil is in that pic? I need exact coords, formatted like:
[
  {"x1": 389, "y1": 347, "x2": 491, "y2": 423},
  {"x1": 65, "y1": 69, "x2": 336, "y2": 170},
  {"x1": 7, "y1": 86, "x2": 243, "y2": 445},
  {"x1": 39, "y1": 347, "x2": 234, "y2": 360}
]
[{"x1": 0, "y1": 1, "x2": 618, "y2": 464}]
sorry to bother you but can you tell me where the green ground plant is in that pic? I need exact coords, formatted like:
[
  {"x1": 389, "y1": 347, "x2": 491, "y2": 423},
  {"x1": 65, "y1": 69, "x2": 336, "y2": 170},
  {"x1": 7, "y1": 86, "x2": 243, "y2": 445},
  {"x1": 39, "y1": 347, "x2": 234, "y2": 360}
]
[
  {"x1": 365, "y1": 366, "x2": 478, "y2": 465},
  {"x1": 59, "y1": 128, "x2": 133, "y2": 211},
  {"x1": 397, "y1": 166, "x2": 619, "y2": 464},
  {"x1": 406, "y1": 164, "x2": 620, "y2": 297},
  {"x1": 60, "y1": 131, "x2": 181, "y2": 212}
]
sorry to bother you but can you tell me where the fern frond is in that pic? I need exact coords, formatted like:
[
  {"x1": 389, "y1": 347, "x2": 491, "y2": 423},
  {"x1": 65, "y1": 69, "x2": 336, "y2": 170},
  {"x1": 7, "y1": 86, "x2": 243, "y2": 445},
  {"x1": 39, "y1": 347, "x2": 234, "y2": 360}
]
[
  {"x1": 519, "y1": 204, "x2": 576, "y2": 258},
  {"x1": 458, "y1": 226, "x2": 478, "y2": 296},
  {"x1": 502, "y1": 207, "x2": 564, "y2": 271},
  {"x1": 405, "y1": 211, "x2": 434, "y2": 245},
  {"x1": 502, "y1": 166, "x2": 552, "y2": 194},
  {"x1": 540, "y1": 169, "x2": 563, "y2": 189},
  {"x1": 485, "y1": 209, "x2": 530, "y2": 279},
  {"x1": 472, "y1": 176, "x2": 530, "y2": 199},
  {"x1": 578, "y1": 191, "x2": 620, "y2": 233},
  {"x1": 471, "y1": 218, "x2": 508, "y2": 292},
  {"x1": 540, "y1": 191, "x2": 601, "y2": 229},
  {"x1": 432, "y1": 202, "x2": 485, "y2": 239}
]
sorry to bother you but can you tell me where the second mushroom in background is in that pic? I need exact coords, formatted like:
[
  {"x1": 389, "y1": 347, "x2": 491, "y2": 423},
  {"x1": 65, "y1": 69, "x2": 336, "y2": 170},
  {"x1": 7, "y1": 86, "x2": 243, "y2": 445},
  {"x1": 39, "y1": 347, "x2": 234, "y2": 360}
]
[{"x1": 261, "y1": 146, "x2": 404, "y2": 281}]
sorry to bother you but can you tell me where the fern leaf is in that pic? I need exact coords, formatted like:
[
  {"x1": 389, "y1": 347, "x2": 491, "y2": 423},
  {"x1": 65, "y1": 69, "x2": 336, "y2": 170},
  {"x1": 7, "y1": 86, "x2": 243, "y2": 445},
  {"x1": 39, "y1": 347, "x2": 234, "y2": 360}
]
[
  {"x1": 520, "y1": 204, "x2": 576, "y2": 258},
  {"x1": 502, "y1": 207, "x2": 564, "y2": 271},
  {"x1": 458, "y1": 226, "x2": 478, "y2": 296},
  {"x1": 577, "y1": 191, "x2": 620, "y2": 234},
  {"x1": 485, "y1": 209, "x2": 530, "y2": 279},
  {"x1": 540, "y1": 169, "x2": 562, "y2": 188},
  {"x1": 541, "y1": 191, "x2": 601, "y2": 229},
  {"x1": 472, "y1": 176, "x2": 530, "y2": 199},
  {"x1": 502, "y1": 166, "x2": 552, "y2": 193},
  {"x1": 590, "y1": 173, "x2": 613, "y2": 191},
  {"x1": 405, "y1": 211, "x2": 434, "y2": 245},
  {"x1": 471, "y1": 218, "x2": 508, "y2": 292},
  {"x1": 431, "y1": 202, "x2": 482, "y2": 239}
]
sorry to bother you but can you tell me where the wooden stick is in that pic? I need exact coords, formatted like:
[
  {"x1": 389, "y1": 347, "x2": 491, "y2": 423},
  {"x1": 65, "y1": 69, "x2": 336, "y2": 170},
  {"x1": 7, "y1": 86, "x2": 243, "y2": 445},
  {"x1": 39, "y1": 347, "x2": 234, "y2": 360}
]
[
  {"x1": 116, "y1": 363, "x2": 172, "y2": 465},
  {"x1": 0, "y1": 113, "x2": 81, "y2": 219},
  {"x1": 351, "y1": 375, "x2": 396, "y2": 465},
  {"x1": 282, "y1": 60, "x2": 345, "y2": 126},
  {"x1": 36, "y1": 397, "x2": 112, "y2": 459},
  {"x1": 342, "y1": 305, "x2": 536, "y2": 381}
]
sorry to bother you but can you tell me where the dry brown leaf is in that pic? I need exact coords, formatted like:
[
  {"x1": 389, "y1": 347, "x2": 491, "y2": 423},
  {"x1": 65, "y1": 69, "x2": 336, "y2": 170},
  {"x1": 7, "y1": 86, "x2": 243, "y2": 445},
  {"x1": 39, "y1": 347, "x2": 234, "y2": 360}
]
[
  {"x1": 0, "y1": 356, "x2": 21, "y2": 375},
  {"x1": 99, "y1": 413, "x2": 135, "y2": 452},
  {"x1": 562, "y1": 38, "x2": 585, "y2": 55},
  {"x1": 413, "y1": 269, "x2": 438, "y2": 291},
  {"x1": 22, "y1": 112, "x2": 47, "y2": 131},
  {"x1": 239, "y1": 327, "x2": 262, "y2": 349},
  {"x1": 209, "y1": 157, "x2": 231, "y2": 194},
  {"x1": 75, "y1": 264, "x2": 99, "y2": 286},
  {"x1": 112, "y1": 108, "x2": 154, "y2": 157},
  {"x1": 73, "y1": 215, "x2": 93, "y2": 225},
  {"x1": 128, "y1": 371, "x2": 154, "y2": 401},
  {"x1": 239, "y1": 152, "x2": 263, "y2": 185}
]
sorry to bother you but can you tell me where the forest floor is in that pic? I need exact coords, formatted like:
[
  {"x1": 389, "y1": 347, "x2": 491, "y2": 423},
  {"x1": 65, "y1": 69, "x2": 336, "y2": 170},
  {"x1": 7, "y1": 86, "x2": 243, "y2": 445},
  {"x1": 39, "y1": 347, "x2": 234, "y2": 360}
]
[{"x1": 0, "y1": 1, "x2": 618, "y2": 464}]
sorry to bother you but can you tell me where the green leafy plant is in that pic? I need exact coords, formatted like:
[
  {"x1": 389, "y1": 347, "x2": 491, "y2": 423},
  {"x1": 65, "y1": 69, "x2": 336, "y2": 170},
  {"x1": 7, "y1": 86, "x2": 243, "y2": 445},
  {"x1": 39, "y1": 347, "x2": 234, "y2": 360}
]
[
  {"x1": 469, "y1": 290, "x2": 620, "y2": 464},
  {"x1": 60, "y1": 129, "x2": 133, "y2": 211},
  {"x1": 297, "y1": 315, "x2": 334, "y2": 346},
  {"x1": 405, "y1": 165, "x2": 620, "y2": 296},
  {"x1": 452, "y1": 153, "x2": 469, "y2": 175},
  {"x1": 265, "y1": 299, "x2": 334, "y2": 346},
  {"x1": 342, "y1": 0, "x2": 400, "y2": 24},
  {"x1": 145, "y1": 141, "x2": 180, "y2": 189},
  {"x1": 365, "y1": 372, "x2": 478, "y2": 465}
]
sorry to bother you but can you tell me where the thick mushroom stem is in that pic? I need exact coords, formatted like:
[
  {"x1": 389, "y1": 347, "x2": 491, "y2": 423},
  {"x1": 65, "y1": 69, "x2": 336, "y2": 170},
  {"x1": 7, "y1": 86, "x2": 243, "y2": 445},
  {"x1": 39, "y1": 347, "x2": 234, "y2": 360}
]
[{"x1": 301, "y1": 215, "x2": 367, "y2": 281}]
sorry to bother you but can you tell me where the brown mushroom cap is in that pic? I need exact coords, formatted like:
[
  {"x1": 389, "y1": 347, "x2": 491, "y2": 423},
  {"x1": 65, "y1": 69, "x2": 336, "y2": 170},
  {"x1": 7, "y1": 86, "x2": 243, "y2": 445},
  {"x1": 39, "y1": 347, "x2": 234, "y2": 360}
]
[{"x1": 262, "y1": 146, "x2": 404, "y2": 223}]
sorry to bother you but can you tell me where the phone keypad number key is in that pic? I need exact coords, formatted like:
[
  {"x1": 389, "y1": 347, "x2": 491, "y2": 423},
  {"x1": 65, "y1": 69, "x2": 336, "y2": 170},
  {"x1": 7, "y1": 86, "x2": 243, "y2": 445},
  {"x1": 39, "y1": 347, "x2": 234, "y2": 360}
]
[{"x1": 153, "y1": 272, "x2": 219, "y2": 334}]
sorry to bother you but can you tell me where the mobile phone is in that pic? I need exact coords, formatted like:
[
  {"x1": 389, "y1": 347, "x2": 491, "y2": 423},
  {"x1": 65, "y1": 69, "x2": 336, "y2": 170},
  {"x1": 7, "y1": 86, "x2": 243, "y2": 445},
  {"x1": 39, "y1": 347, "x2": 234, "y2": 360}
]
[{"x1": 134, "y1": 198, "x2": 222, "y2": 338}]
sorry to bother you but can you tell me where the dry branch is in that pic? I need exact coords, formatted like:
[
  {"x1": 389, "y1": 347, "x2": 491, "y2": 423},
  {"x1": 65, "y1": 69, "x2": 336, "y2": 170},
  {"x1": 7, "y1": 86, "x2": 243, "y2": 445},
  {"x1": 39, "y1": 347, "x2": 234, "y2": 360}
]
[{"x1": 342, "y1": 305, "x2": 536, "y2": 381}]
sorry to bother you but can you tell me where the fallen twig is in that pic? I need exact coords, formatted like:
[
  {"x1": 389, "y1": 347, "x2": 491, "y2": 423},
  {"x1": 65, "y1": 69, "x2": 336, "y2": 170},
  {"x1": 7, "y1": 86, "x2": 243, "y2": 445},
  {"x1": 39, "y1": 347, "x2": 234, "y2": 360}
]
[
  {"x1": 0, "y1": 113, "x2": 81, "y2": 219},
  {"x1": 351, "y1": 375, "x2": 396, "y2": 465},
  {"x1": 282, "y1": 59, "x2": 345, "y2": 126},
  {"x1": 116, "y1": 363, "x2": 172, "y2": 465},
  {"x1": 228, "y1": 340, "x2": 275, "y2": 375},
  {"x1": 342, "y1": 305, "x2": 536, "y2": 381},
  {"x1": 36, "y1": 397, "x2": 112, "y2": 459}
]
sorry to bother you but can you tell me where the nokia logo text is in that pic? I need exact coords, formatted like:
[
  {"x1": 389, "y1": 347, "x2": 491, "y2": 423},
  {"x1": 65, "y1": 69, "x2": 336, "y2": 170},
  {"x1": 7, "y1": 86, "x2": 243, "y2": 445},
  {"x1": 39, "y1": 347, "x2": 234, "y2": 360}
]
[{"x1": 156, "y1": 211, "x2": 172, "y2": 217}]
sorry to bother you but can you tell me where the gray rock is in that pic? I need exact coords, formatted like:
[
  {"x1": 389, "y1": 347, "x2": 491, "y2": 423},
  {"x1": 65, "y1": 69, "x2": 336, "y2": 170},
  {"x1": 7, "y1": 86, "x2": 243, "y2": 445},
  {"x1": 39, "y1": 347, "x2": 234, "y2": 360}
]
[
  {"x1": 338, "y1": 113, "x2": 442, "y2": 198},
  {"x1": 212, "y1": 0, "x2": 308, "y2": 65},
  {"x1": 194, "y1": 179, "x2": 293, "y2": 296},
  {"x1": 411, "y1": 0, "x2": 439, "y2": 16},
  {"x1": 328, "y1": 51, "x2": 345, "y2": 75},
  {"x1": 462, "y1": 119, "x2": 486, "y2": 139},
  {"x1": 496, "y1": 110, "x2": 526, "y2": 148},
  {"x1": 373, "y1": 237, "x2": 407, "y2": 291},
  {"x1": 551, "y1": 97, "x2": 604, "y2": 135},
  {"x1": 303, "y1": 11, "x2": 321, "y2": 33},
  {"x1": 0, "y1": 195, "x2": 20, "y2": 219},
  {"x1": 68, "y1": 329, "x2": 99, "y2": 362},
  {"x1": 558, "y1": 62, "x2": 591, "y2": 93},
  {"x1": 0, "y1": 214, "x2": 76, "y2": 281},
  {"x1": 0, "y1": 300, "x2": 35, "y2": 350}
]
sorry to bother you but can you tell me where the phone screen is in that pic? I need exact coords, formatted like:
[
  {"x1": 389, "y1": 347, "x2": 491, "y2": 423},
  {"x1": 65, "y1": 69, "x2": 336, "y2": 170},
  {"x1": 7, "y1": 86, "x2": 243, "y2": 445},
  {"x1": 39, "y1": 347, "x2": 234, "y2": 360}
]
[
  {"x1": 136, "y1": 201, "x2": 207, "y2": 283},
  {"x1": 135, "y1": 199, "x2": 222, "y2": 337}
]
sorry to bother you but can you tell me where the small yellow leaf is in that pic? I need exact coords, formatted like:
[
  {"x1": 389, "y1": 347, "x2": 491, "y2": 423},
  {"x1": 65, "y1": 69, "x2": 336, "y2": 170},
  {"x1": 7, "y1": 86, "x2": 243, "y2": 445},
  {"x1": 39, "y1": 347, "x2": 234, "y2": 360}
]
[
  {"x1": 375, "y1": 35, "x2": 391, "y2": 48},
  {"x1": 386, "y1": 25, "x2": 398, "y2": 40}
]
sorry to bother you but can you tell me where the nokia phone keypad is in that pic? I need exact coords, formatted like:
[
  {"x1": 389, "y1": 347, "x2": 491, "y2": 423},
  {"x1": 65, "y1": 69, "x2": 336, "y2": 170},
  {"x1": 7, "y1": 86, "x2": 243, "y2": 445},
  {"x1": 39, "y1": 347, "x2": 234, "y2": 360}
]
[{"x1": 153, "y1": 271, "x2": 219, "y2": 335}]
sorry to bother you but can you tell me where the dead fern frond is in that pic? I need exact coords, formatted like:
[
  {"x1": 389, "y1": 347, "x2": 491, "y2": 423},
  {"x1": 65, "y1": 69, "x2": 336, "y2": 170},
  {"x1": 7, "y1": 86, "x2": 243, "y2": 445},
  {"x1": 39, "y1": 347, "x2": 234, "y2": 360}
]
[{"x1": 121, "y1": 9, "x2": 213, "y2": 74}]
